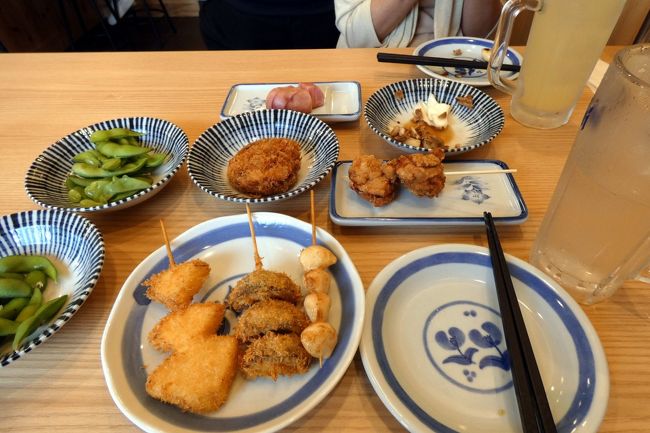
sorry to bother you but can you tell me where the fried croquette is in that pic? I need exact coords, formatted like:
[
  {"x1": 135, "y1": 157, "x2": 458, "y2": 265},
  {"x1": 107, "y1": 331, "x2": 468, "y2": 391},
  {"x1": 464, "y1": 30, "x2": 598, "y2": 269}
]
[
  {"x1": 144, "y1": 259, "x2": 211, "y2": 311},
  {"x1": 240, "y1": 332, "x2": 311, "y2": 380},
  {"x1": 348, "y1": 155, "x2": 398, "y2": 207},
  {"x1": 227, "y1": 137, "x2": 302, "y2": 197},
  {"x1": 233, "y1": 300, "x2": 309, "y2": 343},
  {"x1": 145, "y1": 335, "x2": 239, "y2": 414},
  {"x1": 395, "y1": 149, "x2": 446, "y2": 198},
  {"x1": 148, "y1": 302, "x2": 226, "y2": 353},
  {"x1": 226, "y1": 269, "x2": 301, "y2": 313}
]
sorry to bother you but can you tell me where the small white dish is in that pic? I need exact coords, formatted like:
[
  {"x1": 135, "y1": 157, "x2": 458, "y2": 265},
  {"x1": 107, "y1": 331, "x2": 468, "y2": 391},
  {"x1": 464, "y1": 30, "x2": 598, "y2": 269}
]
[
  {"x1": 330, "y1": 160, "x2": 527, "y2": 226},
  {"x1": 413, "y1": 37, "x2": 523, "y2": 87},
  {"x1": 101, "y1": 212, "x2": 364, "y2": 433},
  {"x1": 221, "y1": 81, "x2": 361, "y2": 122},
  {"x1": 361, "y1": 244, "x2": 609, "y2": 433}
]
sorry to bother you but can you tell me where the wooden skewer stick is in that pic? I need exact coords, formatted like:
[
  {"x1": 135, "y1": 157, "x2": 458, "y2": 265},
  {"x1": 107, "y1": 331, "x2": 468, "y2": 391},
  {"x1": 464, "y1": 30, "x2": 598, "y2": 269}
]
[
  {"x1": 445, "y1": 168, "x2": 517, "y2": 176},
  {"x1": 245, "y1": 204, "x2": 264, "y2": 271},
  {"x1": 310, "y1": 190, "x2": 317, "y2": 246},
  {"x1": 159, "y1": 219, "x2": 176, "y2": 268}
]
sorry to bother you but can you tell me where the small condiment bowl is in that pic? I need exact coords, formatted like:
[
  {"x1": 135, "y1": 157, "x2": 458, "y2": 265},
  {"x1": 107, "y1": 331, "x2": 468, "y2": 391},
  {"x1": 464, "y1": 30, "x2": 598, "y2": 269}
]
[
  {"x1": 24, "y1": 117, "x2": 189, "y2": 213},
  {"x1": 188, "y1": 109, "x2": 340, "y2": 203},
  {"x1": 0, "y1": 209, "x2": 105, "y2": 366},
  {"x1": 365, "y1": 78, "x2": 505, "y2": 155}
]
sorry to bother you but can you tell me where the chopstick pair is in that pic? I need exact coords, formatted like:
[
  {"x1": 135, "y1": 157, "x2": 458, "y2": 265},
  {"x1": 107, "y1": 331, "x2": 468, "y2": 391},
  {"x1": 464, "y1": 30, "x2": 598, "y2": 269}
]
[
  {"x1": 483, "y1": 212, "x2": 557, "y2": 433},
  {"x1": 377, "y1": 52, "x2": 521, "y2": 73}
]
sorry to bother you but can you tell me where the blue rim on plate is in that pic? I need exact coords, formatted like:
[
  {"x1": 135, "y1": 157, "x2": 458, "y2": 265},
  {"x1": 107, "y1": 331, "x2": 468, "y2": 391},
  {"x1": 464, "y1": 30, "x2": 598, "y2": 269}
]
[
  {"x1": 330, "y1": 159, "x2": 528, "y2": 226},
  {"x1": 25, "y1": 117, "x2": 189, "y2": 213},
  {"x1": 361, "y1": 244, "x2": 609, "y2": 433},
  {"x1": 0, "y1": 209, "x2": 105, "y2": 367},
  {"x1": 101, "y1": 212, "x2": 365, "y2": 433},
  {"x1": 188, "y1": 109, "x2": 340, "y2": 203},
  {"x1": 364, "y1": 78, "x2": 504, "y2": 155},
  {"x1": 413, "y1": 37, "x2": 523, "y2": 86}
]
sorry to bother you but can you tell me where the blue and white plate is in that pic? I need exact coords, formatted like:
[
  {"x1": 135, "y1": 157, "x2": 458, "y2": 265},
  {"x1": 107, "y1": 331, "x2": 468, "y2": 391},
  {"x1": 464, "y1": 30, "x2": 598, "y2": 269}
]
[
  {"x1": 101, "y1": 212, "x2": 364, "y2": 433},
  {"x1": 361, "y1": 244, "x2": 608, "y2": 433},
  {"x1": 221, "y1": 81, "x2": 361, "y2": 123},
  {"x1": 188, "y1": 110, "x2": 340, "y2": 203},
  {"x1": 0, "y1": 210, "x2": 105, "y2": 367},
  {"x1": 25, "y1": 117, "x2": 189, "y2": 213},
  {"x1": 413, "y1": 37, "x2": 523, "y2": 87},
  {"x1": 330, "y1": 160, "x2": 527, "y2": 226},
  {"x1": 365, "y1": 78, "x2": 504, "y2": 154}
]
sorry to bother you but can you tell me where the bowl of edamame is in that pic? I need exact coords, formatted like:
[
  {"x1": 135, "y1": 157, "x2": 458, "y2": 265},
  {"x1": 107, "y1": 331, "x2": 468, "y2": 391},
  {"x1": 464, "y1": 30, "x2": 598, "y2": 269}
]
[
  {"x1": 0, "y1": 209, "x2": 105, "y2": 366},
  {"x1": 24, "y1": 117, "x2": 189, "y2": 213}
]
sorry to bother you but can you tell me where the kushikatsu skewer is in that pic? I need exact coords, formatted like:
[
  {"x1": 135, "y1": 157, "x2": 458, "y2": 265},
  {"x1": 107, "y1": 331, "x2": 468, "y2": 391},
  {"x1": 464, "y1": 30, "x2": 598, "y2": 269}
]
[
  {"x1": 445, "y1": 168, "x2": 517, "y2": 176},
  {"x1": 310, "y1": 189, "x2": 317, "y2": 246},
  {"x1": 245, "y1": 204, "x2": 264, "y2": 271},
  {"x1": 159, "y1": 219, "x2": 176, "y2": 268}
]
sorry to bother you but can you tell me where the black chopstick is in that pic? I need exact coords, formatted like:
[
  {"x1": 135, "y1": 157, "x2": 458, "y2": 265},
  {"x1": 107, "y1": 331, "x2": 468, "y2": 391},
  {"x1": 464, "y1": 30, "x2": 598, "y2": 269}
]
[
  {"x1": 377, "y1": 52, "x2": 521, "y2": 72},
  {"x1": 483, "y1": 212, "x2": 557, "y2": 433}
]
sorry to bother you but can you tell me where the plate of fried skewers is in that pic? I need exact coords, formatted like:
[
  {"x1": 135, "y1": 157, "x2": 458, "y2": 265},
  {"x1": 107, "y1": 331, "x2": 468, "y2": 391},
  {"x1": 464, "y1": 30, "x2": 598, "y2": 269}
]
[{"x1": 100, "y1": 199, "x2": 364, "y2": 433}]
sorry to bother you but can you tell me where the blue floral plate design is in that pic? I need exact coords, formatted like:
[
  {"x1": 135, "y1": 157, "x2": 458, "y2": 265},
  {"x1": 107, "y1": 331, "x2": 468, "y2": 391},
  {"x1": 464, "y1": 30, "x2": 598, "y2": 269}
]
[
  {"x1": 25, "y1": 117, "x2": 189, "y2": 213},
  {"x1": 101, "y1": 212, "x2": 364, "y2": 433},
  {"x1": 413, "y1": 37, "x2": 523, "y2": 87},
  {"x1": 0, "y1": 210, "x2": 105, "y2": 367},
  {"x1": 361, "y1": 244, "x2": 608, "y2": 433},
  {"x1": 330, "y1": 160, "x2": 527, "y2": 226},
  {"x1": 188, "y1": 109, "x2": 340, "y2": 204}
]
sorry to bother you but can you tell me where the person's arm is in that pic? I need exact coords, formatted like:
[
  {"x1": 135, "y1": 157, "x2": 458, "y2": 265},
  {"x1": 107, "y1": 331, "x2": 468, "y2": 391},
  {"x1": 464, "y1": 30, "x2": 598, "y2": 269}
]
[
  {"x1": 370, "y1": 0, "x2": 418, "y2": 41},
  {"x1": 460, "y1": 0, "x2": 501, "y2": 37},
  {"x1": 335, "y1": 0, "x2": 417, "y2": 47}
]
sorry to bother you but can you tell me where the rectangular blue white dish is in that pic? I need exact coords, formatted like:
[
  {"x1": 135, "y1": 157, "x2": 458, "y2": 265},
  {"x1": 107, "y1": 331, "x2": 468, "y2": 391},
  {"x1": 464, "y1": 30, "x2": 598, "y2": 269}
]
[
  {"x1": 220, "y1": 81, "x2": 362, "y2": 122},
  {"x1": 330, "y1": 159, "x2": 527, "y2": 226}
]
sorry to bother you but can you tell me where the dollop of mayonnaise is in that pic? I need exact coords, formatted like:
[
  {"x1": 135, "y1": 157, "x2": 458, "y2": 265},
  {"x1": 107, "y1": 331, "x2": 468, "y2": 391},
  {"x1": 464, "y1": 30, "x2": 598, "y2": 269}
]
[{"x1": 416, "y1": 94, "x2": 451, "y2": 129}]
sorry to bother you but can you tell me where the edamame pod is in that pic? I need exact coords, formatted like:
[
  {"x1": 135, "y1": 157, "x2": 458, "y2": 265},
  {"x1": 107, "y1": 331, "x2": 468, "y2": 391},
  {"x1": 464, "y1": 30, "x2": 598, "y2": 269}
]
[
  {"x1": 12, "y1": 294, "x2": 68, "y2": 350},
  {"x1": 66, "y1": 175, "x2": 93, "y2": 187},
  {"x1": 104, "y1": 176, "x2": 151, "y2": 197},
  {"x1": 0, "y1": 278, "x2": 32, "y2": 298},
  {"x1": 0, "y1": 272, "x2": 25, "y2": 280},
  {"x1": 84, "y1": 179, "x2": 112, "y2": 203},
  {"x1": 145, "y1": 153, "x2": 166, "y2": 168},
  {"x1": 90, "y1": 128, "x2": 143, "y2": 143},
  {"x1": 101, "y1": 158, "x2": 122, "y2": 171},
  {"x1": 0, "y1": 255, "x2": 58, "y2": 282},
  {"x1": 0, "y1": 318, "x2": 18, "y2": 336},
  {"x1": 0, "y1": 298, "x2": 29, "y2": 320},
  {"x1": 15, "y1": 287, "x2": 42, "y2": 323},
  {"x1": 24, "y1": 270, "x2": 47, "y2": 290},
  {"x1": 72, "y1": 157, "x2": 147, "y2": 178},
  {"x1": 72, "y1": 151, "x2": 102, "y2": 167},
  {"x1": 95, "y1": 141, "x2": 150, "y2": 158}
]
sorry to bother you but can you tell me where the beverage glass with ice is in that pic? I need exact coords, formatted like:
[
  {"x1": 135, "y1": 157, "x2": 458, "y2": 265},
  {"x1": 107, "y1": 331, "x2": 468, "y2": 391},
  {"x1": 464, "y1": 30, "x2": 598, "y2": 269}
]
[{"x1": 529, "y1": 44, "x2": 650, "y2": 304}]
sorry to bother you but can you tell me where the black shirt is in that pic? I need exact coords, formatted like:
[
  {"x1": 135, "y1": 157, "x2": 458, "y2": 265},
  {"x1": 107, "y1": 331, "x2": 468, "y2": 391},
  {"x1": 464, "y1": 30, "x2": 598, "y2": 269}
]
[{"x1": 222, "y1": 0, "x2": 334, "y2": 16}]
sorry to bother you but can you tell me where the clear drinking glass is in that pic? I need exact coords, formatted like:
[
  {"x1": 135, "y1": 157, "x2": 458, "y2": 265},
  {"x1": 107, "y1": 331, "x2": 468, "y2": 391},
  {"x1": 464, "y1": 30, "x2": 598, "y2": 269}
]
[
  {"x1": 529, "y1": 44, "x2": 650, "y2": 305},
  {"x1": 488, "y1": 0, "x2": 626, "y2": 129}
]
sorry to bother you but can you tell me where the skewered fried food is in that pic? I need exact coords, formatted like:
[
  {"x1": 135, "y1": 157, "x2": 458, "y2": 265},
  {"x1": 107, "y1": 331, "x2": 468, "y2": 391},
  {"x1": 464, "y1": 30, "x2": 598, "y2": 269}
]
[
  {"x1": 227, "y1": 138, "x2": 301, "y2": 197},
  {"x1": 303, "y1": 268, "x2": 331, "y2": 294},
  {"x1": 348, "y1": 154, "x2": 398, "y2": 207},
  {"x1": 240, "y1": 332, "x2": 311, "y2": 380},
  {"x1": 233, "y1": 299, "x2": 309, "y2": 343},
  {"x1": 144, "y1": 259, "x2": 211, "y2": 311},
  {"x1": 394, "y1": 149, "x2": 446, "y2": 198},
  {"x1": 300, "y1": 322, "x2": 337, "y2": 361},
  {"x1": 299, "y1": 245, "x2": 337, "y2": 272},
  {"x1": 148, "y1": 302, "x2": 226, "y2": 353},
  {"x1": 303, "y1": 292, "x2": 331, "y2": 323},
  {"x1": 145, "y1": 335, "x2": 239, "y2": 414},
  {"x1": 226, "y1": 269, "x2": 301, "y2": 313}
]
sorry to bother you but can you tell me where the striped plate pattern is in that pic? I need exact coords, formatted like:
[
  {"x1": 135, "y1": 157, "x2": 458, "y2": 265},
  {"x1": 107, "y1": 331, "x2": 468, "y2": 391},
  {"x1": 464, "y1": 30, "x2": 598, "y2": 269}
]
[
  {"x1": 0, "y1": 210, "x2": 105, "y2": 366},
  {"x1": 24, "y1": 117, "x2": 189, "y2": 213},
  {"x1": 188, "y1": 109, "x2": 340, "y2": 203},
  {"x1": 365, "y1": 78, "x2": 505, "y2": 154}
]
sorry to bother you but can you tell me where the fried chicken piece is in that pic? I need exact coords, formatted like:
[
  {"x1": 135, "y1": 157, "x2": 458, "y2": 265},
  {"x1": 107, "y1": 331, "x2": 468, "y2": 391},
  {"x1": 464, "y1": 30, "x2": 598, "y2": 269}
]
[
  {"x1": 145, "y1": 335, "x2": 238, "y2": 414},
  {"x1": 240, "y1": 332, "x2": 311, "y2": 380},
  {"x1": 233, "y1": 300, "x2": 309, "y2": 343},
  {"x1": 348, "y1": 155, "x2": 398, "y2": 207},
  {"x1": 395, "y1": 150, "x2": 446, "y2": 198},
  {"x1": 227, "y1": 138, "x2": 301, "y2": 197},
  {"x1": 226, "y1": 269, "x2": 301, "y2": 313},
  {"x1": 148, "y1": 302, "x2": 226, "y2": 353},
  {"x1": 144, "y1": 259, "x2": 211, "y2": 311}
]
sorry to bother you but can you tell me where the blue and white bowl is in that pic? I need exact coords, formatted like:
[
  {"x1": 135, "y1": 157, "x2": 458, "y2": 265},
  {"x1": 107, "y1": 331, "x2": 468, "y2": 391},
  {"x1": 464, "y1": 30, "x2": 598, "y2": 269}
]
[
  {"x1": 188, "y1": 109, "x2": 340, "y2": 203},
  {"x1": 25, "y1": 117, "x2": 189, "y2": 213},
  {"x1": 0, "y1": 210, "x2": 105, "y2": 367},
  {"x1": 365, "y1": 78, "x2": 505, "y2": 155}
]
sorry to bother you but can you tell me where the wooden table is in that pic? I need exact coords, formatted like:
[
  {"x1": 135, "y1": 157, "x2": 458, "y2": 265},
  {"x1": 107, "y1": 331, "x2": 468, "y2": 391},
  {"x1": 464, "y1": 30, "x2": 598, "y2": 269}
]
[{"x1": 0, "y1": 47, "x2": 647, "y2": 433}]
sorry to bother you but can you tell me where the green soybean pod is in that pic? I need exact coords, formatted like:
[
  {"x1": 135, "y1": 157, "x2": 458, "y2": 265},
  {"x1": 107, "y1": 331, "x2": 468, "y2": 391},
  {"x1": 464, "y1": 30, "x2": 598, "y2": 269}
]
[
  {"x1": 0, "y1": 318, "x2": 18, "y2": 336},
  {"x1": 145, "y1": 153, "x2": 167, "y2": 168},
  {"x1": 0, "y1": 255, "x2": 58, "y2": 282},
  {"x1": 95, "y1": 141, "x2": 150, "y2": 158},
  {"x1": 0, "y1": 298, "x2": 29, "y2": 320},
  {"x1": 0, "y1": 278, "x2": 32, "y2": 298},
  {"x1": 0, "y1": 272, "x2": 25, "y2": 280},
  {"x1": 15, "y1": 287, "x2": 42, "y2": 323},
  {"x1": 24, "y1": 270, "x2": 47, "y2": 291},
  {"x1": 101, "y1": 158, "x2": 122, "y2": 171},
  {"x1": 12, "y1": 294, "x2": 68, "y2": 350}
]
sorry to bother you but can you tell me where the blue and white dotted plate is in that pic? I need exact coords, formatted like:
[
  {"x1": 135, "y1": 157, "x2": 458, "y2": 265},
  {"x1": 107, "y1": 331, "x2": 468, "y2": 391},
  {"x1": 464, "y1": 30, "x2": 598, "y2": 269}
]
[
  {"x1": 413, "y1": 37, "x2": 523, "y2": 87},
  {"x1": 101, "y1": 212, "x2": 364, "y2": 433},
  {"x1": 0, "y1": 210, "x2": 105, "y2": 366},
  {"x1": 188, "y1": 110, "x2": 340, "y2": 203},
  {"x1": 25, "y1": 117, "x2": 189, "y2": 213},
  {"x1": 365, "y1": 78, "x2": 504, "y2": 154},
  {"x1": 361, "y1": 244, "x2": 608, "y2": 433}
]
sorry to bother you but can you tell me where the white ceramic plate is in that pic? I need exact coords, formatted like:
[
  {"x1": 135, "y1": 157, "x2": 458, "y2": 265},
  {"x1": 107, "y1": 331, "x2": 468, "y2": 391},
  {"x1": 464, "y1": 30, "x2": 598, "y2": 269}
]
[
  {"x1": 220, "y1": 81, "x2": 361, "y2": 122},
  {"x1": 101, "y1": 212, "x2": 364, "y2": 433},
  {"x1": 361, "y1": 244, "x2": 609, "y2": 433},
  {"x1": 413, "y1": 37, "x2": 522, "y2": 87},
  {"x1": 330, "y1": 160, "x2": 527, "y2": 226}
]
